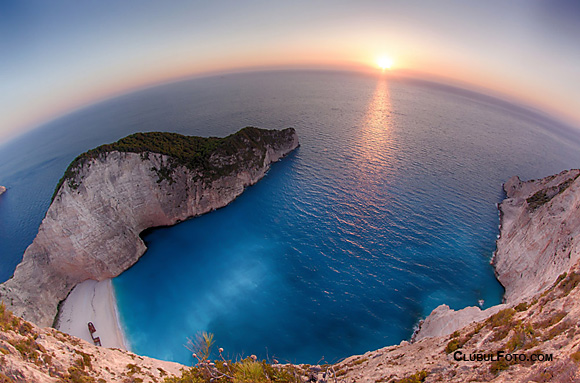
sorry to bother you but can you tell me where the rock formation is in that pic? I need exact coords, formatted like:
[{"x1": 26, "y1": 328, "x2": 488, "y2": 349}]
[
  {"x1": 415, "y1": 169, "x2": 580, "y2": 341},
  {"x1": 3, "y1": 145, "x2": 580, "y2": 381},
  {"x1": 334, "y1": 168, "x2": 580, "y2": 382},
  {"x1": 494, "y1": 169, "x2": 580, "y2": 303},
  {"x1": 0, "y1": 127, "x2": 299, "y2": 328},
  {"x1": 0, "y1": 306, "x2": 184, "y2": 382},
  {"x1": 412, "y1": 303, "x2": 507, "y2": 342}
]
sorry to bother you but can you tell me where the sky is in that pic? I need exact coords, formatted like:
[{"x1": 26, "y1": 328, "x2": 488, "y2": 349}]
[{"x1": 1, "y1": 0, "x2": 579, "y2": 143}]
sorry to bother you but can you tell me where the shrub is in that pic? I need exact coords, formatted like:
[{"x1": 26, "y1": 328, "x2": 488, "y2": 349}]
[
  {"x1": 350, "y1": 358, "x2": 368, "y2": 366},
  {"x1": 187, "y1": 332, "x2": 215, "y2": 362},
  {"x1": 8, "y1": 337, "x2": 44, "y2": 364},
  {"x1": 559, "y1": 272, "x2": 580, "y2": 296},
  {"x1": 397, "y1": 370, "x2": 428, "y2": 383},
  {"x1": 163, "y1": 368, "x2": 204, "y2": 383},
  {"x1": 490, "y1": 325, "x2": 512, "y2": 342},
  {"x1": 0, "y1": 302, "x2": 15, "y2": 332},
  {"x1": 487, "y1": 309, "x2": 516, "y2": 328},
  {"x1": 490, "y1": 358, "x2": 512, "y2": 374},
  {"x1": 506, "y1": 323, "x2": 536, "y2": 352},
  {"x1": 514, "y1": 302, "x2": 529, "y2": 312},
  {"x1": 526, "y1": 190, "x2": 551, "y2": 210},
  {"x1": 75, "y1": 350, "x2": 93, "y2": 370},
  {"x1": 62, "y1": 365, "x2": 96, "y2": 383},
  {"x1": 526, "y1": 174, "x2": 580, "y2": 211},
  {"x1": 445, "y1": 338, "x2": 461, "y2": 354},
  {"x1": 0, "y1": 372, "x2": 15, "y2": 383},
  {"x1": 233, "y1": 359, "x2": 268, "y2": 383},
  {"x1": 544, "y1": 320, "x2": 571, "y2": 340}
]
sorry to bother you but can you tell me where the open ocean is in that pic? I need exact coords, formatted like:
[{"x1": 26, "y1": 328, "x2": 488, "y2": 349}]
[{"x1": 1, "y1": 71, "x2": 580, "y2": 364}]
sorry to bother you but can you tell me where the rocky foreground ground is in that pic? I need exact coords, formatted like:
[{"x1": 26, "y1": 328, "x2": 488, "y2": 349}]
[{"x1": 3, "y1": 269, "x2": 580, "y2": 383}]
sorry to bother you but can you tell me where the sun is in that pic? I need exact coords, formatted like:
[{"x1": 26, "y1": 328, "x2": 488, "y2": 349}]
[{"x1": 377, "y1": 56, "x2": 393, "y2": 70}]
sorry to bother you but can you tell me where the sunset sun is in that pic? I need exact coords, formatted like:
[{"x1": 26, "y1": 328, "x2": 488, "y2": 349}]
[{"x1": 377, "y1": 56, "x2": 393, "y2": 70}]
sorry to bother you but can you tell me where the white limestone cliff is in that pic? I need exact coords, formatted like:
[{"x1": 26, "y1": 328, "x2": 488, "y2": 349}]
[
  {"x1": 494, "y1": 169, "x2": 580, "y2": 302},
  {"x1": 0, "y1": 127, "x2": 299, "y2": 328},
  {"x1": 4, "y1": 165, "x2": 580, "y2": 381},
  {"x1": 416, "y1": 169, "x2": 580, "y2": 340},
  {"x1": 413, "y1": 303, "x2": 508, "y2": 342}
]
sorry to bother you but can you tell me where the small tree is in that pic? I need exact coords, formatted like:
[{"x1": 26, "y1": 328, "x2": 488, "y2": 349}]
[{"x1": 187, "y1": 331, "x2": 215, "y2": 363}]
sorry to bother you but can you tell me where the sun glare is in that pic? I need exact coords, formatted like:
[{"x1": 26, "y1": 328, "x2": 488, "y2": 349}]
[{"x1": 377, "y1": 57, "x2": 393, "y2": 70}]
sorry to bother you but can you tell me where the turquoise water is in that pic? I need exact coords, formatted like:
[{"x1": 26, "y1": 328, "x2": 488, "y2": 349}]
[{"x1": 1, "y1": 71, "x2": 580, "y2": 364}]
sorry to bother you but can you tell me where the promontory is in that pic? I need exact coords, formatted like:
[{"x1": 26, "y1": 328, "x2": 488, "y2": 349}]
[
  {"x1": 4, "y1": 127, "x2": 580, "y2": 381},
  {"x1": 0, "y1": 127, "x2": 299, "y2": 327},
  {"x1": 4, "y1": 169, "x2": 580, "y2": 382}
]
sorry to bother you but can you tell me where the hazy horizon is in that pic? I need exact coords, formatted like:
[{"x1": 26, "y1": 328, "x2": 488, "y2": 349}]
[{"x1": 2, "y1": 1, "x2": 580, "y2": 144}]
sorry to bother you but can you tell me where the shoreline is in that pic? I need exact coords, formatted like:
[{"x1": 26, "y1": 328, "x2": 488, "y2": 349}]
[
  {"x1": 0, "y1": 128, "x2": 299, "y2": 327},
  {"x1": 56, "y1": 279, "x2": 128, "y2": 350}
]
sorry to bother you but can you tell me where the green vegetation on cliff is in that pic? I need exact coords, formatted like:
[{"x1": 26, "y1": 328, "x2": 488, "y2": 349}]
[
  {"x1": 52, "y1": 127, "x2": 295, "y2": 200},
  {"x1": 163, "y1": 332, "x2": 336, "y2": 383},
  {"x1": 526, "y1": 173, "x2": 580, "y2": 211}
]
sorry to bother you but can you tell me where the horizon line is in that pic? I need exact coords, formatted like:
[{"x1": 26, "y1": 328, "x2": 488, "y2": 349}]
[{"x1": 2, "y1": 65, "x2": 579, "y2": 147}]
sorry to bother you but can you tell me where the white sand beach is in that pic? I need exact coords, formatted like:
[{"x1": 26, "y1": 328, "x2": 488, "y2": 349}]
[{"x1": 56, "y1": 279, "x2": 127, "y2": 350}]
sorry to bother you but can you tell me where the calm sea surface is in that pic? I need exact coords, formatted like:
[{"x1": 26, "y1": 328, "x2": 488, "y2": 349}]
[{"x1": 1, "y1": 71, "x2": 580, "y2": 364}]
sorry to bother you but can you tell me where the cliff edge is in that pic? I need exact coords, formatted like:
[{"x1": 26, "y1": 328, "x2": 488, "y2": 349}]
[
  {"x1": 331, "y1": 169, "x2": 580, "y2": 382},
  {"x1": 494, "y1": 169, "x2": 580, "y2": 303},
  {"x1": 0, "y1": 127, "x2": 299, "y2": 327},
  {"x1": 414, "y1": 169, "x2": 580, "y2": 341},
  {"x1": 4, "y1": 167, "x2": 580, "y2": 381}
]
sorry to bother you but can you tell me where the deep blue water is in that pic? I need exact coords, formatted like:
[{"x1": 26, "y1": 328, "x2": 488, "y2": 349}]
[{"x1": 1, "y1": 71, "x2": 580, "y2": 365}]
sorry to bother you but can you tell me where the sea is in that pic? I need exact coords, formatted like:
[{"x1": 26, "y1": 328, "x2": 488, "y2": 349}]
[{"x1": 1, "y1": 70, "x2": 580, "y2": 365}]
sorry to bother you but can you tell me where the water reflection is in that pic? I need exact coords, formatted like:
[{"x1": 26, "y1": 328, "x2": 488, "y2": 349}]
[{"x1": 354, "y1": 77, "x2": 396, "y2": 189}]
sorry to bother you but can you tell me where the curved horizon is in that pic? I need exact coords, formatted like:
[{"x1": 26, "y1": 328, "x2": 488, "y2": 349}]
[
  {"x1": 3, "y1": 66, "x2": 578, "y2": 148},
  {"x1": 2, "y1": 1, "x2": 580, "y2": 144}
]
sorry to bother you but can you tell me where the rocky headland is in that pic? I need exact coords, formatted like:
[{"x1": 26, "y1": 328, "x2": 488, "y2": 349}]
[
  {"x1": 2, "y1": 134, "x2": 580, "y2": 381},
  {"x1": 0, "y1": 127, "x2": 299, "y2": 328},
  {"x1": 330, "y1": 168, "x2": 580, "y2": 382},
  {"x1": 413, "y1": 169, "x2": 580, "y2": 342}
]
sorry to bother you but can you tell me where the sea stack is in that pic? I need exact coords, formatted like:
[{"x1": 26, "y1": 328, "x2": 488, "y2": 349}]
[{"x1": 0, "y1": 127, "x2": 299, "y2": 327}]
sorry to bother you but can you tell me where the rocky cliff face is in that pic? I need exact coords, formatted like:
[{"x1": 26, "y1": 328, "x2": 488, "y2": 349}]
[
  {"x1": 337, "y1": 169, "x2": 580, "y2": 382},
  {"x1": 415, "y1": 169, "x2": 580, "y2": 341},
  {"x1": 0, "y1": 127, "x2": 299, "y2": 328},
  {"x1": 494, "y1": 169, "x2": 580, "y2": 303},
  {"x1": 3, "y1": 144, "x2": 580, "y2": 382}
]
